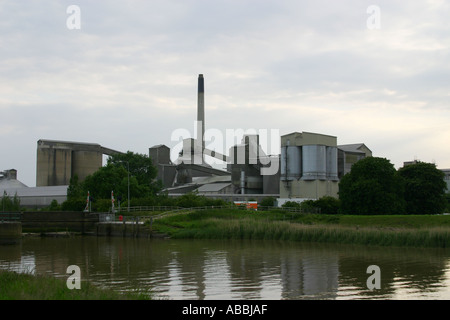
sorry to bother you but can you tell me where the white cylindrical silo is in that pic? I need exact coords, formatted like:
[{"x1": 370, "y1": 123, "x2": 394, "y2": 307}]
[
  {"x1": 287, "y1": 146, "x2": 302, "y2": 179},
  {"x1": 281, "y1": 146, "x2": 288, "y2": 180},
  {"x1": 302, "y1": 145, "x2": 326, "y2": 180},
  {"x1": 281, "y1": 146, "x2": 301, "y2": 180},
  {"x1": 326, "y1": 146, "x2": 338, "y2": 181}
]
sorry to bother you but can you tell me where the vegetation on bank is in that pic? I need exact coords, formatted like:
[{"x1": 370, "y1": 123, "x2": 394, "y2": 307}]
[
  {"x1": 339, "y1": 158, "x2": 448, "y2": 215},
  {"x1": 0, "y1": 270, "x2": 151, "y2": 300},
  {"x1": 150, "y1": 208, "x2": 450, "y2": 248}
]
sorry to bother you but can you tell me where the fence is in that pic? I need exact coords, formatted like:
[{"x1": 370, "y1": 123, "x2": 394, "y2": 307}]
[
  {"x1": 97, "y1": 204, "x2": 321, "y2": 225},
  {"x1": 114, "y1": 206, "x2": 183, "y2": 213},
  {"x1": 115, "y1": 205, "x2": 320, "y2": 214},
  {"x1": 98, "y1": 213, "x2": 115, "y2": 222},
  {"x1": 0, "y1": 212, "x2": 22, "y2": 222}
]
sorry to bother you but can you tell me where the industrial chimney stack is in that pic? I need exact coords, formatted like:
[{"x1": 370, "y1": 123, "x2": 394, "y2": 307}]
[{"x1": 197, "y1": 74, "x2": 205, "y2": 153}]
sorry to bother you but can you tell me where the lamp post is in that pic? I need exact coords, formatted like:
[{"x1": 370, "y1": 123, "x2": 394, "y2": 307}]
[
  {"x1": 117, "y1": 160, "x2": 130, "y2": 212},
  {"x1": 126, "y1": 161, "x2": 130, "y2": 212}
]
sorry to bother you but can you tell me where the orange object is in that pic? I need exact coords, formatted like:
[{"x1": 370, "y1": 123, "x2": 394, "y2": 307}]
[{"x1": 233, "y1": 201, "x2": 258, "y2": 210}]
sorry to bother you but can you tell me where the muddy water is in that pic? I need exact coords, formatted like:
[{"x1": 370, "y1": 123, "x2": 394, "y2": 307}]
[{"x1": 1, "y1": 236, "x2": 450, "y2": 300}]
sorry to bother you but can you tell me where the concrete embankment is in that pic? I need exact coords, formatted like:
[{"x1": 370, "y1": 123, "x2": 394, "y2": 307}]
[
  {"x1": 96, "y1": 221, "x2": 152, "y2": 238},
  {"x1": 0, "y1": 222, "x2": 22, "y2": 244},
  {"x1": 3, "y1": 211, "x2": 158, "y2": 239},
  {"x1": 21, "y1": 211, "x2": 99, "y2": 234}
]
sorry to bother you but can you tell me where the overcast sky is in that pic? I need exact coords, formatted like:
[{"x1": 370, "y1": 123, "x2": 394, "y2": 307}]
[{"x1": 1, "y1": 0, "x2": 449, "y2": 187}]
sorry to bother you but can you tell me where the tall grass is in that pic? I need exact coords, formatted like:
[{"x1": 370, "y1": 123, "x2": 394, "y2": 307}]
[
  {"x1": 156, "y1": 211, "x2": 450, "y2": 248},
  {"x1": 0, "y1": 270, "x2": 151, "y2": 300}
]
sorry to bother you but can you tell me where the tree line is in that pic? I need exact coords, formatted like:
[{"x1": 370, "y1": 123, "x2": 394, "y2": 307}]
[{"x1": 282, "y1": 157, "x2": 449, "y2": 215}]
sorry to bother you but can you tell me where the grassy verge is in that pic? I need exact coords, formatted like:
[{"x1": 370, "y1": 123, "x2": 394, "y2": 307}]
[
  {"x1": 0, "y1": 270, "x2": 151, "y2": 300},
  {"x1": 151, "y1": 209, "x2": 450, "y2": 248}
]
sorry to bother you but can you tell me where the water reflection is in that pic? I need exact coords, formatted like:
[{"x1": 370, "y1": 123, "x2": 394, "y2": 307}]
[{"x1": 1, "y1": 236, "x2": 450, "y2": 299}]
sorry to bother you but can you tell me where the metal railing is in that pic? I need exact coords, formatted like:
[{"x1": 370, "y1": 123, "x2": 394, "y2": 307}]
[
  {"x1": 97, "y1": 204, "x2": 321, "y2": 225},
  {"x1": 114, "y1": 205, "x2": 319, "y2": 214},
  {"x1": 98, "y1": 213, "x2": 115, "y2": 222},
  {"x1": 114, "y1": 206, "x2": 183, "y2": 213},
  {"x1": 0, "y1": 212, "x2": 22, "y2": 222}
]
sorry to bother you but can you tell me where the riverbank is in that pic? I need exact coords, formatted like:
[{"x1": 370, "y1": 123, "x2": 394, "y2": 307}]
[
  {"x1": 0, "y1": 270, "x2": 151, "y2": 300},
  {"x1": 150, "y1": 209, "x2": 450, "y2": 248}
]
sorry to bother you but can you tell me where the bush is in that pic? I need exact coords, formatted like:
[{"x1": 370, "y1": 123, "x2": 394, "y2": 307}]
[
  {"x1": 299, "y1": 200, "x2": 316, "y2": 211},
  {"x1": 61, "y1": 198, "x2": 87, "y2": 211},
  {"x1": 445, "y1": 194, "x2": 450, "y2": 213},
  {"x1": 175, "y1": 192, "x2": 227, "y2": 208},
  {"x1": 282, "y1": 201, "x2": 301, "y2": 208},
  {"x1": 48, "y1": 200, "x2": 61, "y2": 211},
  {"x1": 0, "y1": 193, "x2": 21, "y2": 211},
  {"x1": 93, "y1": 199, "x2": 114, "y2": 212},
  {"x1": 260, "y1": 197, "x2": 276, "y2": 207},
  {"x1": 314, "y1": 196, "x2": 340, "y2": 214}
]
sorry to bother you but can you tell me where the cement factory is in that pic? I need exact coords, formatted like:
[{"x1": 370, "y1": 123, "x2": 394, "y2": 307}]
[{"x1": 3, "y1": 74, "x2": 447, "y2": 208}]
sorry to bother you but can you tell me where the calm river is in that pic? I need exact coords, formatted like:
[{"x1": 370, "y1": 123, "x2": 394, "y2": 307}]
[{"x1": 1, "y1": 236, "x2": 450, "y2": 300}]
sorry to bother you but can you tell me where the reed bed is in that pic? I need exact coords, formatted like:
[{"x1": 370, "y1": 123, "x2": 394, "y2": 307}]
[{"x1": 168, "y1": 217, "x2": 450, "y2": 248}]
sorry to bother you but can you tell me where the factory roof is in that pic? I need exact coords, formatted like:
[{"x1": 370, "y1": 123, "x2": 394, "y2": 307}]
[
  {"x1": 338, "y1": 143, "x2": 371, "y2": 154},
  {"x1": 150, "y1": 144, "x2": 169, "y2": 149},
  {"x1": 195, "y1": 183, "x2": 232, "y2": 193},
  {"x1": 0, "y1": 179, "x2": 28, "y2": 189},
  {"x1": 192, "y1": 175, "x2": 231, "y2": 184},
  {"x1": 0, "y1": 185, "x2": 68, "y2": 197},
  {"x1": 0, "y1": 169, "x2": 28, "y2": 189},
  {"x1": 37, "y1": 139, "x2": 123, "y2": 155}
]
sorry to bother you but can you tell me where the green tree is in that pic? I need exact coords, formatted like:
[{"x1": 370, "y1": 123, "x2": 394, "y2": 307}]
[
  {"x1": 107, "y1": 151, "x2": 161, "y2": 195},
  {"x1": 82, "y1": 164, "x2": 129, "y2": 200},
  {"x1": 48, "y1": 199, "x2": 61, "y2": 211},
  {"x1": 299, "y1": 200, "x2": 317, "y2": 212},
  {"x1": 67, "y1": 174, "x2": 84, "y2": 199},
  {"x1": 281, "y1": 201, "x2": 301, "y2": 208},
  {"x1": 1, "y1": 192, "x2": 21, "y2": 212},
  {"x1": 260, "y1": 196, "x2": 276, "y2": 207},
  {"x1": 338, "y1": 157, "x2": 405, "y2": 215},
  {"x1": 397, "y1": 162, "x2": 447, "y2": 214},
  {"x1": 314, "y1": 196, "x2": 341, "y2": 214},
  {"x1": 63, "y1": 151, "x2": 161, "y2": 211}
]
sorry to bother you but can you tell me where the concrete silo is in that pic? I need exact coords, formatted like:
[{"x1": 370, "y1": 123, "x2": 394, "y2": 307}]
[
  {"x1": 281, "y1": 145, "x2": 302, "y2": 181},
  {"x1": 326, "y1": 146, "x2": 339, "y2": 181},
  {"x1": 36, "y1": 140, "x2": 123, "y2": 186},
  {"x1": 279, "y1": 132, "x2": 339, "y2": 200},
  {"x1": 302, "y1": 145, "x2": 327, "y2": 181}
]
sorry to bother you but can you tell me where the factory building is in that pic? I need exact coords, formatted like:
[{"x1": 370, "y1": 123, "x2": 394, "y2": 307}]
[
  {"x1": 443, "y1": 169, "x2": 450, "y2": 194},
  {"x1": 36, "y1": 139, "x2": 123, "y2": 186},
  {"x1": 0, "y1": 169, "x2": 27, "y2": 189},
  {"x1": 227, "y1": 134, "x2": 280, "y2": 195},
  {"x1": 278, "y1": 134, "x2": 374, "y2": 204},
  {"x1": 279, "y1": 132, "x2": 340, "y2": 202},
  {"x1": 0, "y1": 169, "x2": 67, "y2": 208},
  {"x1": 150, "y1": 74, "x2": 281, "y2": 200},
  {"x1": 5, "y1": 74, "x2": 377, "y2": 208},
  {"x1": 0, "y1": 140, "x2": 124, "y2": 208},
  {"x1": 149, "y1": 144, "x2": 177, "y2": 188},
  {"x1": 337, "y1": 143, "x2": 372, "y2": 178}
]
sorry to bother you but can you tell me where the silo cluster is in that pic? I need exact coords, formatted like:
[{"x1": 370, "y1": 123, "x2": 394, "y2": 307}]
[
  {"x1": 280, "y1": 132, "x2": 340, "y2": 199},
  {"x1": 281, "y1": 143, "x2": 338, "y2": 182}
]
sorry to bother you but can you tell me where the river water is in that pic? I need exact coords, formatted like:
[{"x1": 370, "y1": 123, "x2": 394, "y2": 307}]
[{"x1": 1, "y1": 236, "x2": 450, "y2": 300}]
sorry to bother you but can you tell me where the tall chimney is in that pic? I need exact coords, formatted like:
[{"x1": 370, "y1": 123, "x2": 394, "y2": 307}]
[{"x1": 197, "y1": 74, "x2": 205, "y2": 154}]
